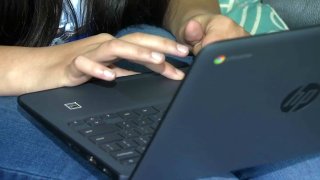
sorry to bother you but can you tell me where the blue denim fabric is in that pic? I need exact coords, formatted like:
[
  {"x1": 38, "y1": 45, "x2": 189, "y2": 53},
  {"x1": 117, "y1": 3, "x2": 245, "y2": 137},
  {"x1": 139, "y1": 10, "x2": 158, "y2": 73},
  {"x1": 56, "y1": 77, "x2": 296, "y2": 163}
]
[
  {"x1": 0, "y1": 96, "x2": 107, "y2": 179},
  {"x1": 1, "y1": 25, "x2": 320, "y2": 180}
]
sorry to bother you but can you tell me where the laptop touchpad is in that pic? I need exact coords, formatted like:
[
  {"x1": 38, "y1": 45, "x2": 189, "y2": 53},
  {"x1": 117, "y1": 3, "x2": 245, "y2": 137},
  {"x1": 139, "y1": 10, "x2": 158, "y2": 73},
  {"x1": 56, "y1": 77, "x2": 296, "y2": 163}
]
[{"x1": 114, "y1": 74, "x2": 181, "y2": 103}]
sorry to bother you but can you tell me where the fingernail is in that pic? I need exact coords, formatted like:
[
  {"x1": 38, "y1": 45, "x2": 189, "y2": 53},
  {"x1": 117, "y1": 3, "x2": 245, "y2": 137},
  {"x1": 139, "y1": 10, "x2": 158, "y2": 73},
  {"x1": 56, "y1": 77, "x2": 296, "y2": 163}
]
[
  {"x1": 151, "y1": 52, "x2": 165, "y2": 63},
  {"x1": 103, "y1": 70, "x2": 115, "y2": 79},
  {"x1": 177, "y1": 44, "x2": 189, "y2": 54},
  {"x1": 175, "y1": 69, "x2": 185, "y2": 79}
]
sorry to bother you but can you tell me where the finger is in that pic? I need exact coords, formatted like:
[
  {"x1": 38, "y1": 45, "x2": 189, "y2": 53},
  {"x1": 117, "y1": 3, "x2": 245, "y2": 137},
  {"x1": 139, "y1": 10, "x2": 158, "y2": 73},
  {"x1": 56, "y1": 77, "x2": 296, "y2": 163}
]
[
  {"x1": 109, "y1": 66, "x2": 140, "y2": 77},
  {"x1": 192, "y1": 30, "x2": 249, "y2": 56},
  {"x1": 192, "y1": 32, "x2": 230, "y2": 55},
  {"x1": 183, "y1": 20, "x2": 205, "y2": 46},
  {"x1": 120, "y1": 33, "x2": 189, "y2": 57},
  {"x1": 84, "y1": 39, "x2": 185, "y2": 80},
  {"x1": 85, "y1": 39, "x2": 167, "y2": 65},
  {"x1": 192, "y1": 43, "x2": 203, "y2": 55},
  {"x1": 73, "y1": 56, "x2": 116, "y2": 81},
  {"x1": 144, "y1": 61, "x2": 185, "y2": 80}
]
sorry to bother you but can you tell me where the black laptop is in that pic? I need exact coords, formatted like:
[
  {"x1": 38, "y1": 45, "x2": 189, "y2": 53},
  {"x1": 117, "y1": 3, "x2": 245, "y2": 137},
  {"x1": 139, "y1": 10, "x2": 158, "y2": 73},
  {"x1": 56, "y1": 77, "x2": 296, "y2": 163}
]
[{"x1": 18, "y1": 26, "x2": 320, "y2": 180}]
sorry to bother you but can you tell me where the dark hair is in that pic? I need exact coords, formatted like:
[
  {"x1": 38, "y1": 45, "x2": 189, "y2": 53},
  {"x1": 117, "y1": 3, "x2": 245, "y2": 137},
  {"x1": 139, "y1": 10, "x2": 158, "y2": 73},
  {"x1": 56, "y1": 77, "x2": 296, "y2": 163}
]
[{"x1": 0, "y1": 0, "x2": 169, "y2": 47}]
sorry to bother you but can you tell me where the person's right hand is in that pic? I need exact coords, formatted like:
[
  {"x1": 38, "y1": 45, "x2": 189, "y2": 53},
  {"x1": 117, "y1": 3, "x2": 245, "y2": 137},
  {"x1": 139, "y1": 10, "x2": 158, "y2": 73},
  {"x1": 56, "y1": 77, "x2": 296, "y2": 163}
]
[
  {"x1": 9, "y1": 32, "x2": 189, "y2": 95},
  {"x1": 54, "y1": 33, "x2": 189, "y2": 88}
]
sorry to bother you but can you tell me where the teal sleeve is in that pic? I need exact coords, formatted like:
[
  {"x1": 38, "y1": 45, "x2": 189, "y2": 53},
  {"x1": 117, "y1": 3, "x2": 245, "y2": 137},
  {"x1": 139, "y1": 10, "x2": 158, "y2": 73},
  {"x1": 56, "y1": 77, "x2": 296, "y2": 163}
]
[{"x1": 219, "y1": 0, "x2": 289, "y2": 35}]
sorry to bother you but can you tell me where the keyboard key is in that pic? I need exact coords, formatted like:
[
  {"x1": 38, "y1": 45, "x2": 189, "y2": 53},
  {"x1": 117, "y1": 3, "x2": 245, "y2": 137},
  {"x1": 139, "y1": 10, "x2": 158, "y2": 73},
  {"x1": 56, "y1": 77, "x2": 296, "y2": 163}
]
[
  {"x1": 121, "y1": 157, "x2": 140, "y2": 165},
  {"x1": 134, "y1": 126, "x2": 154, "y2": 135},
  {"x1": 134, "y1": 137, "x2": 150, "y2": 146},
  {"x1": 100, "y1": 113, "x2": 118, "y2": 120},
  {"x1": 119, "y1": 130, "x2": 140, "y2": 138},
  {"x1": 149, "y1": 113, "x2": 163, "y2": 122},
  {"x1": 112, "y1": 150, "x2": 140, "y2": 160},
  {"x1": 134, "y1": 107, "x2": 158, "y2": 116},
  {"x1": 135, "y1": 146, "x2": 147, "y2": 154},
  {"x1": 117, "y1": 140, "x2": 138, "y2": 149},
  {"x1": 89, "y1": 134, "x2": 122, "y2": 144},
  {"x1": 102, "y1": 117, "x2": 123, "y2": 124},
  {"x1": 68, "y1": 119, "x2": 85, "y2": 127},
  {"x1": 79, "y1": 124, "x2": 119, "y2": 137},
  {"x1": 118, "y1": 111, "x2": 139, "y2": 120},
  {"x1": 79, "y1": 129, "x2": 94, "y2": 136},
  {"x1": 132, "y1": 118, "x2": 153, "y2": 126},
  {"x1": 116, "y1": 121, "x2": 137, "y2": 130},
  {"x1": 101, "y1": 143, "x2": 121, "y2": 152},
  {"x1": 87, "y1": 119, "x2": 105, "y2": 127},
  {"x1": 153, "y1": 104, "x2": 168, "y2": 112},
  {"x1": 150, "y1": 122, "x2": 160, "y2": 130},
  {"x1": 85, "y1": 116, "x2": 101, "y2": 123}
]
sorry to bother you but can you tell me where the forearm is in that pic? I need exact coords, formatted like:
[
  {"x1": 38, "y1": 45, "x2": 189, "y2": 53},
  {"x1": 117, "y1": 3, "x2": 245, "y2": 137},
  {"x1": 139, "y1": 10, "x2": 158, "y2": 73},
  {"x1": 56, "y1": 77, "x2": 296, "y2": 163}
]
[
  {"x1": 0, "y1": 46, "x2": 63, "y2": 95},
  {"x1": 164, "y1": 0, "x2": 221, "y2": 40},
  {"x1": 0, "y1": 35, "x2": 109, "y2": 96},
  {"x1": 0, "y1": 41, "x2": 91, "y2": 96}
]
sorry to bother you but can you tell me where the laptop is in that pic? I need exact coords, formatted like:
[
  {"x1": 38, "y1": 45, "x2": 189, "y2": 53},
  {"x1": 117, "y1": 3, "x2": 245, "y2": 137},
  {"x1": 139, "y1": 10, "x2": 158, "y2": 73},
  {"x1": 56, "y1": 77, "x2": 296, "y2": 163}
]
[{"x1": 18, "y1": 26, "x2": 320, "y2": 180}]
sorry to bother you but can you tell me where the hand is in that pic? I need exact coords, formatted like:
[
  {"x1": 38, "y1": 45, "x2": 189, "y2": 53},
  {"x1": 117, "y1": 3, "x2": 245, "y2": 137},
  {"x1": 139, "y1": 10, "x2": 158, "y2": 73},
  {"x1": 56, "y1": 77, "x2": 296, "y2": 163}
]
[
  {"x1": 178, "y1": 14, "x2": 249, "y2": 54},
  {"x1": 53, "y1": 33, "x2": 190, "y2": 88},
  {"x1": 2, "y1": 33, "x2": 190, "y2": 95}
]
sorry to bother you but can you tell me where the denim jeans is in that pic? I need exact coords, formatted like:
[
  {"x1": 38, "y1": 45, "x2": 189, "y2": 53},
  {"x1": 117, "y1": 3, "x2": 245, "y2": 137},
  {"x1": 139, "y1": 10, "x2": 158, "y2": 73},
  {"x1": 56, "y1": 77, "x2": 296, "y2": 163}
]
[{"x1": 1, "y1": 25, "x2": 320, "y2": 180}]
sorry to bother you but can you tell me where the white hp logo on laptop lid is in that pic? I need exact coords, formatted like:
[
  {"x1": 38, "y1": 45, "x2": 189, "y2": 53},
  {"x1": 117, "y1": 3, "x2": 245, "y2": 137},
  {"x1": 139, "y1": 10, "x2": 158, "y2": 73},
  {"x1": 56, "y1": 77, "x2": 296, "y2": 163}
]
[{"x1": 64, "y1": 102, "x2": 82, "y2": 110}]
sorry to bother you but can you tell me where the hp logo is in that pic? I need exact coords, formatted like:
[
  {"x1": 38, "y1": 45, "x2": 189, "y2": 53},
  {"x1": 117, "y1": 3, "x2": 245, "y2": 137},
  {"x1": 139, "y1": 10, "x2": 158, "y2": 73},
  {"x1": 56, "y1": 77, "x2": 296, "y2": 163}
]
[{"x1": 281, "y1": 83, "x2": 320, "y2": 113}]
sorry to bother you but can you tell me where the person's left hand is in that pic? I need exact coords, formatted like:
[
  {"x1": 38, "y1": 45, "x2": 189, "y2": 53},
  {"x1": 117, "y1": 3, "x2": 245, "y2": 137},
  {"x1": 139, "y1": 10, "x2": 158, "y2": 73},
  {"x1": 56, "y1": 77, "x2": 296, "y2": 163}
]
[{"x1": 177, "y1": 14, "x2": 249, "y2": 55}]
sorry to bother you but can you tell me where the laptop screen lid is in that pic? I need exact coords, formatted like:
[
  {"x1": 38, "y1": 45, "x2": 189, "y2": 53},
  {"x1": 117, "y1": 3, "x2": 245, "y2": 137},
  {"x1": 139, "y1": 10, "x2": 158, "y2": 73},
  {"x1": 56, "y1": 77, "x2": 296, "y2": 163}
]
[{"x1": 132, "y1": 26, "x2": 320, "y2": 179}]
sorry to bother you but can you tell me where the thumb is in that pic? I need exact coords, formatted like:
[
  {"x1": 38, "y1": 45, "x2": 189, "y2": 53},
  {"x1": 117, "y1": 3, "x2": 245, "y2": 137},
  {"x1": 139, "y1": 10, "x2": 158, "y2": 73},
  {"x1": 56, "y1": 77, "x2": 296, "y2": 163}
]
[{"x1": 184, "y1": 20, "x2": 205, "y2": 46}]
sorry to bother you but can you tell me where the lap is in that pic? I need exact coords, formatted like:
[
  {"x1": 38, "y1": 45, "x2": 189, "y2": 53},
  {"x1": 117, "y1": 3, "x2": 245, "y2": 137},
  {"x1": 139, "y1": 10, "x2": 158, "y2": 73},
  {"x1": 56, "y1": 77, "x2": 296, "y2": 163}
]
[
  {"x1": 0, "y1": 96, "x2": 107, "y2": 179},
  {"x1": 238, "y1": 153, "x2": 320, "y2": 180}
]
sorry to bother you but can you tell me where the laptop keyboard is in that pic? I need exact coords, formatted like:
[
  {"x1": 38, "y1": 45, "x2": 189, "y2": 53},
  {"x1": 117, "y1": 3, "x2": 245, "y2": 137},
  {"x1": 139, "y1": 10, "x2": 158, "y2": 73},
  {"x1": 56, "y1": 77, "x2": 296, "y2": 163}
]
[{"x1": 68, "y1": 104, "x2": 168, "y2": 166}]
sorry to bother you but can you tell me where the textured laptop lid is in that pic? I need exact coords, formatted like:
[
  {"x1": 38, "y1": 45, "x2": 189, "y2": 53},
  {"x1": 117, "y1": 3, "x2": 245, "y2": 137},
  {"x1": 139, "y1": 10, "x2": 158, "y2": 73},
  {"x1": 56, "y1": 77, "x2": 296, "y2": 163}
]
[{"x1": 132, "y1": 26, "x2": 320, "y2": 180}]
